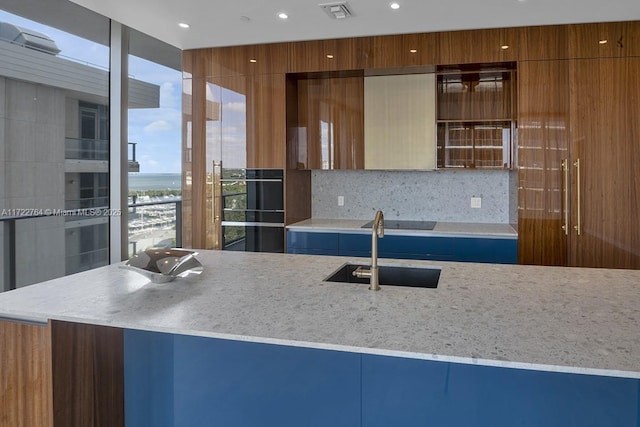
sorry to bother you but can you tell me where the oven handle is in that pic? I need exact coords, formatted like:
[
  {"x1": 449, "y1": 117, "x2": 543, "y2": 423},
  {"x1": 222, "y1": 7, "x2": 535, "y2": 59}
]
[
  {"x1": 220, "y1": 179, "x2": 283, "y2": 183},
  {"x1": 221, "y1": 221, "x2": 285, "y2": 227}
]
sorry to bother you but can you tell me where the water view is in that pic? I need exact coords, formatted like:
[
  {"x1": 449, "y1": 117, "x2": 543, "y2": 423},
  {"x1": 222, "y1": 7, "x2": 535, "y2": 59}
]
[{"x1": 128, "y1": 173, "x2": 182, "y2": 256}]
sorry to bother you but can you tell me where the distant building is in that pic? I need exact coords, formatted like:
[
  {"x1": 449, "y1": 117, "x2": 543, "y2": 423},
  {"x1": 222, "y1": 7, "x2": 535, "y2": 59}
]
[{"x1": 0, "y1": 22, "x2": 159, "y2": 286}]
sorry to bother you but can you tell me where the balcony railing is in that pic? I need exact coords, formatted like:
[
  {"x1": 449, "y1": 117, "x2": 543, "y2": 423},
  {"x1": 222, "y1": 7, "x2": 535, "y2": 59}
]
[
  {"x1": 65, "y1": 137, "x2": 109, "y2": 160},
  {"x1": 128, "y1": 142, "x2": 140, "y2": 172},
  {"x1": 1, "y1": 200, "x2": 182, "y2": 292},
  {"x1": 127, "y1": 199, "x2": 182, "y2": 257}
]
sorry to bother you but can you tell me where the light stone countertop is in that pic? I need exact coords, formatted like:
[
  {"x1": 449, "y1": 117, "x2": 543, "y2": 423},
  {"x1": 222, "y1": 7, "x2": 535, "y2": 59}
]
[
  {"x1": 287, "y1": 218, "x2": 517, "y2": 238},
  {"x1": 0, "y1": 251, "x2": 638, "y2": 378}
]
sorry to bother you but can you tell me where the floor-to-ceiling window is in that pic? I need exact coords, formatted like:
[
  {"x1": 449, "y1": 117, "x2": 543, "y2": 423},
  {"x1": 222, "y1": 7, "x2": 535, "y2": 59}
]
[
  {"x1": 127, "y1": 30, "x2": 182, "y2": 255},
  {"x1": 0, "y1": 1, "x2": 111, "y2": 289},
  {"x1": 0, "y1": 1, "x2": 178, "y2": 291}
]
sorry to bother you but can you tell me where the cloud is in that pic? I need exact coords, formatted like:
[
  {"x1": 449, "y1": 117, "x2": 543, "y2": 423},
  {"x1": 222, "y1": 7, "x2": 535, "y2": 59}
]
[
  {"x1": 144, "y1": 120, "x2": 173, "y2": 133},
  {"x1": 224, "y1": 102, "x2": 246, "y2": 113}
]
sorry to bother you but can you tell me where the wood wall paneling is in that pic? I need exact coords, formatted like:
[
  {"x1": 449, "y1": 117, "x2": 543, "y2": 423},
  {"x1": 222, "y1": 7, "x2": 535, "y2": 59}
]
[
  {"x1": 181, "y1": 78, "x2": 194, "y2": 248},
  {"x1": 189, "y1": 76, "x2": 209, "y2": 249},
  {"x1": 517, "y1": 60, "x2": 570, "y2": 266},
  {"x1": 0, "y1": 321, "x2": 53, "y2": 427}
]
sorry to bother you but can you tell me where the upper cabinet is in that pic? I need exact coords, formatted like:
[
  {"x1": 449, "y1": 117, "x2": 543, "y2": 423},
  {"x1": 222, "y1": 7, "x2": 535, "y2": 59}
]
[
  {"x1": 288, "y1": 38, "x2": 370, "y2": 73},
  {"x1": 436, "y1": 66, "x2": 517, "y2": 169},
  {"x1": 288, "y1": 74, "x2": 364, "y2": 170},
  {"x1": 364, "y1": 73, "x2": 436, "y2": 170}
]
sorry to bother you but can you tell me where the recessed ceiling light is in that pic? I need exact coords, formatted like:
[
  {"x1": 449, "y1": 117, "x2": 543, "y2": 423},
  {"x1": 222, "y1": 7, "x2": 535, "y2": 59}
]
[
  {"x1": 501, "y1": 45, "x2": 510, "y2": 50},
  {"x1": 599, "y1": 39, "x2": 608, "y2": 44},
  {"x1": 326, "y1": 54, "x2": 334, "y2": 59},
  {"x1": 249, "y1": 59, "x2": 257, "y2": 63},
  {"x1": 178, "y1": 22, "x2": 190, "y2": 29},
  {"x1": 278, "y1": 12, "x2": 289, "y2": 19},
  {"x1": 409, "y1": 49, "x2": 417, "y2": 53},
  {"x1": 390, "y1": 2, "x2": 401, "y2": 9}
]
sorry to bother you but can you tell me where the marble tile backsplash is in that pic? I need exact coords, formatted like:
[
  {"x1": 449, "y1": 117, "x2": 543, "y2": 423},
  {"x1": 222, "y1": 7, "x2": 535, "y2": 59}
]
[{"x1": 312, "y1": 169, "x2": 515, "y2": 224}]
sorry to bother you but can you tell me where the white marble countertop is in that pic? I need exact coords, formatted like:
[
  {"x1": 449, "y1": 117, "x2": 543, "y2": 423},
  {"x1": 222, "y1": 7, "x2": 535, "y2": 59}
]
[
  {"x1": 287, "y1": 218, "x2": 517, "y2": 238},
  {"x1": 0, "y1": 251, "x2": 638, "y2": 378}
]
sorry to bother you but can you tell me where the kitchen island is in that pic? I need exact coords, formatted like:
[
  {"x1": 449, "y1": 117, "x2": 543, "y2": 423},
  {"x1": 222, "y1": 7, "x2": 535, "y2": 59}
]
[{"x1": 1, "y1": 251, "x2": 639, "y2": 426}]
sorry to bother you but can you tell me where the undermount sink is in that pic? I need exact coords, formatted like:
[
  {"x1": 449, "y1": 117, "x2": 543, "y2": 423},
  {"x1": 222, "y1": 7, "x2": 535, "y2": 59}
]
[{"x1": 324, "y1": 263, "x2": 440, "y2": 289}]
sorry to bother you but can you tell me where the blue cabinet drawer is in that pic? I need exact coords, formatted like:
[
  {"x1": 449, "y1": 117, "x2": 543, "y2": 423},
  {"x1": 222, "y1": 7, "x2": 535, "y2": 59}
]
[{"x1": 287, "y1": 231, "x2": 339, "y2": 252}]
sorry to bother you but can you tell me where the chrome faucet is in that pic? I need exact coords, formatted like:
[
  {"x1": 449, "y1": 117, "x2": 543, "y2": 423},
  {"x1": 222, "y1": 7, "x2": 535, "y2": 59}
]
[{"x1": 353, "y1": 210, "x2": 384, "y2": 291}]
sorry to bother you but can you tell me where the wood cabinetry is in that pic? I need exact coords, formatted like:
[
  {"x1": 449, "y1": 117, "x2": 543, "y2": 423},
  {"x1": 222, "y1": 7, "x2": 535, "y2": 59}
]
[
  {"x1": 518, "y1": 57, "x2": 640, "y2": 269},
  {"x1": 567, "y1": 57, "x2": 640, "y2": 268},
  {"x1": 437, "y1": 67, "x2": 516, "y2": 169},
  {"x1": 290, "y1": 75, "x2": 364, "y2": 170},
  {"x1": 436, "y1": 28, "x2": 520, "y2": 65},
  {"x1": 517, "y1": 60, "x2": 570, "y2": 266},
  {"x1": 0, "y1": 320, "x2": 124, "y2": 427},
  {"x1": 288, "y1": 38, "x2": 370, "y2": 73},
  {"x1": 364, "y1": 73, "x2": 436, "y2": 169}
]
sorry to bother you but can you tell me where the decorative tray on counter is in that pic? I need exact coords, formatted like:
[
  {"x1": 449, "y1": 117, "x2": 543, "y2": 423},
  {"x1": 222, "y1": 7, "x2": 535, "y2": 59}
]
[{"x1": 123, "y1": 248, "x2": 203, "y2": 283}]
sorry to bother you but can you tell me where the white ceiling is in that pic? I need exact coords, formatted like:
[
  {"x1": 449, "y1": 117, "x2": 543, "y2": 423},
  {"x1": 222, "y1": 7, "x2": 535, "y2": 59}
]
[{"x1": 69, "y1": 0, "x2": 640, "y2": 50}]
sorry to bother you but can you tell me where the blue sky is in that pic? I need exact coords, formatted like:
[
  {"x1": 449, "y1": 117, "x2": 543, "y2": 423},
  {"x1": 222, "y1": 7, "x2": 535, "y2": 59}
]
[{"x1": 0, "y1": 10, "x2": 182, "y2": 174}]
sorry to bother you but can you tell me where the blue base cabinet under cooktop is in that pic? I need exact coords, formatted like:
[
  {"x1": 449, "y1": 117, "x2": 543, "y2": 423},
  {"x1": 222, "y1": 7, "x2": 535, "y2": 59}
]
[
  {"x1": 286, "y1": 230, "x2": 518, "y2": 264},
  {"x1": 124, "y1": 330, "x2": 639, "y2": 427}
]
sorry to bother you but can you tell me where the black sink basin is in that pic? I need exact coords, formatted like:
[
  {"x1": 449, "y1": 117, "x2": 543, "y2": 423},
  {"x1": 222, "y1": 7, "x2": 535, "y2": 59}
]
[{"x1": 324, "y1": 263, "x2": 440, "y2": 288}]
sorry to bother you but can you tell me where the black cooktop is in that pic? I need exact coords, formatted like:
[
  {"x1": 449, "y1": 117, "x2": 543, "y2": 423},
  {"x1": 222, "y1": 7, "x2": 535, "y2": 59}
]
[{"x1": 361, "y1": 220, "x2": 437, "y2": 231}]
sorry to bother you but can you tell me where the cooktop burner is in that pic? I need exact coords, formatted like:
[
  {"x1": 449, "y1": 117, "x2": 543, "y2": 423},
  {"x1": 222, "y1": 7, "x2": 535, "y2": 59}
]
[{"x1": 361, "y1": 220, "x2": 437, "y2": 231}]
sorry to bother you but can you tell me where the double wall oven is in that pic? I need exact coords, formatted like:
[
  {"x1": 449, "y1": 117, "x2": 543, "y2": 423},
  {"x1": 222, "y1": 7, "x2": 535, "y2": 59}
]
[{"x1": 218, "y1": 168, "x2": 284, "y2": 253}]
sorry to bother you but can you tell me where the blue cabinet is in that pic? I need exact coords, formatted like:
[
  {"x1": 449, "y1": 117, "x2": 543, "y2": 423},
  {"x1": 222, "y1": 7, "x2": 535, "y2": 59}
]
[
  {"x1": 125, "y1": 330, "x2": 639, "y2": 427},
  {"x1": 286, "y1": 231, "x2": 339, "y2": 255},
  {"x1": 124, "y1": 330, "x2": 361, "y2": 427},
  {"x1": 362, "y1": 354, "x2": 640, "y2": 427},
  {"x1": 287, "y1": 230, "x2": 517, "y2": 264}
]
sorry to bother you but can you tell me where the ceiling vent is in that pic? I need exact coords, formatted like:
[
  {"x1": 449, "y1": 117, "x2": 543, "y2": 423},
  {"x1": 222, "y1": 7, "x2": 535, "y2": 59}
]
[{"x1": 319, "y1": 2, "x2": 354, "y2": 19}]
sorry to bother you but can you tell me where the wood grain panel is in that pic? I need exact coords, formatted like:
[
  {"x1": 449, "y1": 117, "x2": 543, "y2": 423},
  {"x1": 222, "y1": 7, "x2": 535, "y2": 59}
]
[
  {"x1": 296, "y1": 76, "x2": 364, "y2": 169},
  {"x1": 519, "y1": 25, "x2": 568, "y2": 60},
  {"x1": 284, "y1": 169, "x2": 311, "y2": 226},
  {"x1": 186, "y1": 43, "x2": 288, "y2": 78},
  {"x1": 189, "y1": 76, "x2": 209, "y2": 249},
  {"x1": 569, "y1": 22, "x2": 628, "y2": 59},
  {"x1": 517, "y1": 60, "x2": 570, "y2": 266},
  {"x1": 50, "y1": 321, "x2": 124, "y2": 427},
  {"x1": 246, "y1": 74, "x2": 286, "y2": 168},
  {"x1": 625, "y1": 21, "x2": 640, "y2": 57},
  {"x1": 568, "y1": 57, "x2": 640, "y2": 269},
  {"x1": 0, "y1": 320, "x2": 53, "y2": 427},
  {"x1": 288, "y1": 38, "x2": 370, "y2": 73},
  {"x1": 367, "y1": 33, "x2": 438, "y2": 69},
  {"x1": 436, "y1": 28, "x2": 519, "y2": 65},
  {"x1": 437, "y1": 70, "x2": 515, "y2": 121}
]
